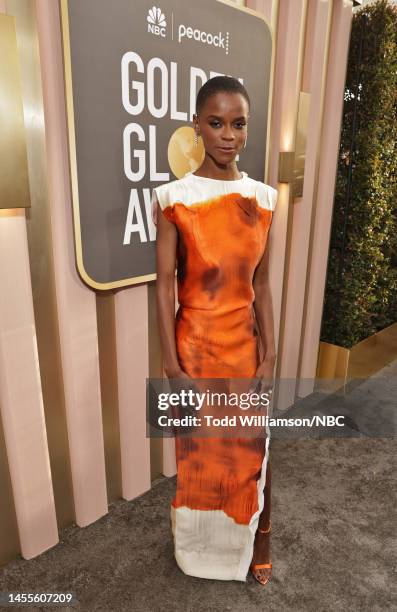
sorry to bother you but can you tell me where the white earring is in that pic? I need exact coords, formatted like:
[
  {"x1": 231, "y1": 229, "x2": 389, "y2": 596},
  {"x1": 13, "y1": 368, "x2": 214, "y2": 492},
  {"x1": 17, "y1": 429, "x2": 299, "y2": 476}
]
[{"x1": 194, "y1": 131, "x2": 199, "y2": 147}]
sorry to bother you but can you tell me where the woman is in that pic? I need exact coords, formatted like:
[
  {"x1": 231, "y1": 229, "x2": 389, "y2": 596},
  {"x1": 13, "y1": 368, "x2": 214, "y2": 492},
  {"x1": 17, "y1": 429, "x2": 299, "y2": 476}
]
[{"x1": 152, "y1": 76, "x2": 278, "y2": 585}]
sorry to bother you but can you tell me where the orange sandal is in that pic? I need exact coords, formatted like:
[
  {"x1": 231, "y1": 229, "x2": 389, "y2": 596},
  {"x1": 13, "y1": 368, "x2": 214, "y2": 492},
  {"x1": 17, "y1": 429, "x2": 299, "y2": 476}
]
[{"x1": 250, "y1": 521, "x2": 272, "y2": 586}]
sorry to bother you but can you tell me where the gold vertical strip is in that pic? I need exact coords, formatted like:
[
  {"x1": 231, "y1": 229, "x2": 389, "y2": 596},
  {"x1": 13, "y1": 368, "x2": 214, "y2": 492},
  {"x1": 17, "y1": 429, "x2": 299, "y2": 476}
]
[
  {"x1": 292, "y1": 91, "x2": 311, "y2": 197},
  {"x1": 0, "y1": 13, "x2": 30, "y2": 209},
  {"x1": 96, "y1": 292, "x2": 122, "y2": 501},
  {"x1": 5, "y1": 0, "x2": 75, "y2": 527}
]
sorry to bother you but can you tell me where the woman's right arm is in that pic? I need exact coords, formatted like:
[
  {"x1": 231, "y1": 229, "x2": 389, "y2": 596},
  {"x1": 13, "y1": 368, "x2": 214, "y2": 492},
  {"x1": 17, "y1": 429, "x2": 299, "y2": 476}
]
[{"x1": 154, "y1": 192, "x2": 187, "y2": 379}]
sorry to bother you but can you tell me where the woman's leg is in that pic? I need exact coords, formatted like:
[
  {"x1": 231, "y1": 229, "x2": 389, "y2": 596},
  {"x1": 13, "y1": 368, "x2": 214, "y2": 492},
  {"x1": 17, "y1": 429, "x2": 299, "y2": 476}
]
[
  {"x1": 250, "y1": 460, "x2": 272, "y2": 584},
  {"x1": 258, "y1": 460, "x2": 271, "y2": 530}
]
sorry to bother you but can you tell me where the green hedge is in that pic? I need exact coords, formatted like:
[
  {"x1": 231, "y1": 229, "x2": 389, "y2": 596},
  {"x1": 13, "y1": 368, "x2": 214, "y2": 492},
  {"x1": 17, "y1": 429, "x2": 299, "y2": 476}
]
[{"x1": 321, "y1": 0, "x2": 397, "y2": 349}]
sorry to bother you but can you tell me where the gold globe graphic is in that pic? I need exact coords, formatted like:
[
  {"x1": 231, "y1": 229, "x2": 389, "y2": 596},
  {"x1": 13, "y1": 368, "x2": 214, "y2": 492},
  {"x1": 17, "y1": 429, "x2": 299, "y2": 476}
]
[{"x1": 167, "y1": 127, "x2": 204, "y2": 179}]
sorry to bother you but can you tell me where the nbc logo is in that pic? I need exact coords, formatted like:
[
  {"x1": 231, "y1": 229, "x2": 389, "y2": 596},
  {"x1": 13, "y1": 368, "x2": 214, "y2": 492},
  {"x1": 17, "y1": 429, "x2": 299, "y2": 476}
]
[{"x1": 147, "y1": 6, "x2": 167, "y2": 37}]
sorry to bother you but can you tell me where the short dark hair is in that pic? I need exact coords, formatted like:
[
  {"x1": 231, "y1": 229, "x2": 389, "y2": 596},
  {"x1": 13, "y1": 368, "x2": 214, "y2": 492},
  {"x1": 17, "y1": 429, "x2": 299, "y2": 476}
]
[{"x1": 195, "y1": 76, "x2": 250, "y2": 116}]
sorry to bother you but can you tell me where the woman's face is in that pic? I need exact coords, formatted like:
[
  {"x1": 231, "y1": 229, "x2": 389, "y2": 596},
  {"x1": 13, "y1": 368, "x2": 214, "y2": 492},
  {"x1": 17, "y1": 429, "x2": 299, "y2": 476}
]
[{"x1": 193, "y1": 92, "x2": 249, "y2": 164}]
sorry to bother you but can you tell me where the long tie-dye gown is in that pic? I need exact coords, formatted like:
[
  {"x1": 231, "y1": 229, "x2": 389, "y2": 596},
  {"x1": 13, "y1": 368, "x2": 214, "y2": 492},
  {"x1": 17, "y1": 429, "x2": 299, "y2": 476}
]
[{"x1": 152, "y1": 171, "x2": 278, "y2": 581}]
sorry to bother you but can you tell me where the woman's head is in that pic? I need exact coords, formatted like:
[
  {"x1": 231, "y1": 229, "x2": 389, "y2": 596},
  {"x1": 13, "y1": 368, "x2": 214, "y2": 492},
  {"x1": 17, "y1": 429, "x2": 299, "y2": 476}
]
[{"x1": 193, "y1": 76, "x2": 250, "y2": 164}]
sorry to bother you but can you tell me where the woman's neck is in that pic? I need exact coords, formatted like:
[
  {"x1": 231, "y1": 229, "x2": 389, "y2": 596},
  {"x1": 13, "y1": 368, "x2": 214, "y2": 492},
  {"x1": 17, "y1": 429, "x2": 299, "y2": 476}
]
[{"x1": 193, "y1": 156, "x2": 241, "y2": 180}]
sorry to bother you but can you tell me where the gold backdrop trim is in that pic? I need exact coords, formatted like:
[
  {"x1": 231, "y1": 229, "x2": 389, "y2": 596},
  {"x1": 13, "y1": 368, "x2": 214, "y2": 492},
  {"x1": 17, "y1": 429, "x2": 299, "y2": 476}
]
[{"x1": 0, "y1": 14, "x2": 30, "y2": 209}]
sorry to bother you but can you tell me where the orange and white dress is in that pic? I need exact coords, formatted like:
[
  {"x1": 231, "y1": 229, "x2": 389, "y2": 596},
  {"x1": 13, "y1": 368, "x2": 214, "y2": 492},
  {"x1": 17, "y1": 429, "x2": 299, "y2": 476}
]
[{"x1": 152, "y1": 170, "x2": 278, "y2": 581}]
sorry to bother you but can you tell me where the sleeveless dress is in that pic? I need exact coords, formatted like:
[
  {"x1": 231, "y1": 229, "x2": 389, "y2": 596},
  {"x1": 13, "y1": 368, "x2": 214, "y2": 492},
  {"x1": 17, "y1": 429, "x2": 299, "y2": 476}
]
[{"x1": 152, "y1": 170, "x2": 278, "y2": 581}]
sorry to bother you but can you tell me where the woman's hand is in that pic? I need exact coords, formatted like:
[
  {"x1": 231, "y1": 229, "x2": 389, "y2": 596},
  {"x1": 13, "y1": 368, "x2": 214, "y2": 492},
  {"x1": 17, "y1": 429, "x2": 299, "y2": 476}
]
[
  {"x1": 164, "y1": 365, "x2": 191, "y2": 380},
  {"x1": 249, "y1": 354, "x2": 276, "y2": 397},
  {"x1": 165, "y1": 366, "x2": 199, "y2": 419},
  {"x1": 165, "y1": 365, "x2": 198, "y2": 394}
]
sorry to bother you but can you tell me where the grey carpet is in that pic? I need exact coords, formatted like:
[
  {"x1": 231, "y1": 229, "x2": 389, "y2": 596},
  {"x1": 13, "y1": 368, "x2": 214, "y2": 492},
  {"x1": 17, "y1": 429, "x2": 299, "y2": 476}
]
[{"x1": 1, "y1": 364, "x2": 396, "y2": 611}]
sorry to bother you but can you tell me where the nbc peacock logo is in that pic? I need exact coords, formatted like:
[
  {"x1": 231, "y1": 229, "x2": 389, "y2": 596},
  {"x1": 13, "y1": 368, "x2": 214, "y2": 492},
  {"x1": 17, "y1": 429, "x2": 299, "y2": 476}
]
[{"x1": 147, "y1": 6, "x2": 167, "y2": 38}]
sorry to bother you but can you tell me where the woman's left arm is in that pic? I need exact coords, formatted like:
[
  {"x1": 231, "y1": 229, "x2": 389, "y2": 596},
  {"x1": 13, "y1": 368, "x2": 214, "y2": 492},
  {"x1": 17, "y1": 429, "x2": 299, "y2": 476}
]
[{"x1": 252, "y1": 237, "x2": 277, "y2": 384}]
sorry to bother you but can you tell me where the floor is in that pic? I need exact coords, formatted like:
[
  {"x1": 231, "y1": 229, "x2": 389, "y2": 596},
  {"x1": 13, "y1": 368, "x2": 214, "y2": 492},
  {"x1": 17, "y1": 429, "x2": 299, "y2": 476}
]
[{"x1": 0, "y1": 361, "x2": 396, "y2": 612}]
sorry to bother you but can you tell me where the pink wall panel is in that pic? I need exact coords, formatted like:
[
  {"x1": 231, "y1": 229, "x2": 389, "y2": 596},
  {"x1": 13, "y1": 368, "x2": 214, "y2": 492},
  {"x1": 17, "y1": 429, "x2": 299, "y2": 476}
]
[
  {"x1": 252, "y1": 0, "x2": 308, "y2": 409},
  {"x1": 247, "y1": 0, "x2": 277, "y2": 30},
  {"x1": 277, "y1": 0, "x2": 332, "y2": 406},
  {"x1": 0, "y1": 211, "x2": 58, "y2": 558},
  {"x1": 115, "y1": 287, "x2": 151, "y2": 499},
  {"x1": 35, "y1": 0, "x2": 108, "y2": 525},
  {"x1": 297, "y1": 0, "x2": 353, "y2": 396}
]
